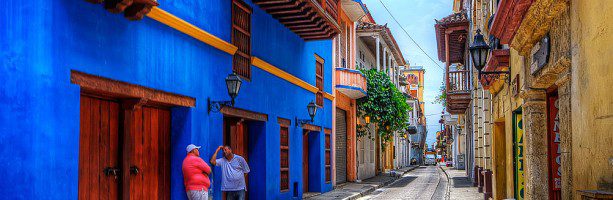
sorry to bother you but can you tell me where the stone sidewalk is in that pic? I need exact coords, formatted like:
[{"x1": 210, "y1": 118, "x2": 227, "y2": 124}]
[
  {"x1": 304, "y1": 166, "x2": 419, "y2": 200},
  {"x1": 440, "y1": 166, "x2": 481, "y2": 200}
]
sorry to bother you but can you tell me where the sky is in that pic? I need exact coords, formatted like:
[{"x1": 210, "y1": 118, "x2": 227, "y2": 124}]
[{"x1": 362, "y1": 0, "x2": 452, "y2": 147}]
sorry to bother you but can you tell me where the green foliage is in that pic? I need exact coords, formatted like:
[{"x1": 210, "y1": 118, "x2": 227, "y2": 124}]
[
  {"x1": 357, "y1": 69, "x2": 412, "y2": 143},
  {"x1": 433, "y1": 83, "x2": 447, "y2": 107}
]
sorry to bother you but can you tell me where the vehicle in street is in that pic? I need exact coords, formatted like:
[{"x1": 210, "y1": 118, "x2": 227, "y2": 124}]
[{"x1": 425, "y1": 154, "x2": 437, "y2": 166}]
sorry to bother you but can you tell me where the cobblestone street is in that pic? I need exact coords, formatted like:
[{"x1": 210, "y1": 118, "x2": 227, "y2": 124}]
[
  {"x1": 357, "y1": 166, "x2": 446, "y2": 200},
  {"x1": 351, "y1": 165, "x2": 482, "y2": 200}
]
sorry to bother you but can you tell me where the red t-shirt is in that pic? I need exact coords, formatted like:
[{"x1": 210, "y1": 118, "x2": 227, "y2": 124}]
[{"x1": 182, "y1": 153, "x2": 212, "y2": 191}]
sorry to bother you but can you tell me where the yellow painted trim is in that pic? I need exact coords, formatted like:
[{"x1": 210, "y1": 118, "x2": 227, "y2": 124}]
[
  {"x1": 146, "y1": 7, "x2": 238, "y2": 55},
  {"x1": 252, "y1": 57, "x2": 319, "y2": 93},
  {"x1": 144, "y1": 8, "x2": 332, "y2": 101},
  {"x1": 323, "y1": 92, "x2": 335, "y2": 100}
]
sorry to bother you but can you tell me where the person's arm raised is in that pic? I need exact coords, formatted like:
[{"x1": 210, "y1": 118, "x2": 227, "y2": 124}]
[{"x1": 210, "y1": 146, "x2": 223, "y2": 166}]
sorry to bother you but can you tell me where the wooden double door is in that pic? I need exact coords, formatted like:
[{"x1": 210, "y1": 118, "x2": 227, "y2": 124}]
[
  {"x1": 223, "y1": 117, "x2": 248, "y2": 158},
  {"x1": 79, "y1": 95, "x2": 171, "y2": 200},
  {"x1": 222, "y1": 117, "x2": 249, "y2": 199}
]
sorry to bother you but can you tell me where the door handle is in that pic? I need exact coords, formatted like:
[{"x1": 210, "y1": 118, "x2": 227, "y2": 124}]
[
  {"x1": 130, "y1": 166, "x2": 140, "y2": 175},
  {"x1": 103, "y1": 167, "x2": 120, "y2": 179}
]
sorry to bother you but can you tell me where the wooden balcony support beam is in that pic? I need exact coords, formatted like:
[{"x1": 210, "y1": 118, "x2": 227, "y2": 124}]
[
  {"x1": 252, "y1": 0, "x2": 292, "y2": 5},
  {"x1": 258, "y1": 1, "x2": 302, "y2": 10}
]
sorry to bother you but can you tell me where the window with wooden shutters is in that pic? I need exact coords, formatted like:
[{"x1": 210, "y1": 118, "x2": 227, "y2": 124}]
[
  {"x1": 232, "y1": 0, "x2": 252, "y2": 79},
  {"x1": 316, "y1": 56, "x2": 324, "y2": 106},
  {"x1": 280, "y1": 126, "x2": 290, "y2": 192},
  {"x1": 325, "y1": 129, "x2": 331, "y2": 183}
]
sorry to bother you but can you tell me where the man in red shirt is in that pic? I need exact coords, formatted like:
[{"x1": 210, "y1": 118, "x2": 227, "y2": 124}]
[{"x1": 183, "y1": 144, "x2": 212, "y2": 200}]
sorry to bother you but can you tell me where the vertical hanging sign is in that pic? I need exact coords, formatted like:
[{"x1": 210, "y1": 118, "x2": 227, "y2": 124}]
[
  {"x1": 514, "y1": 113, "x2": 525, "y2": 200},
  {"x1": 548, "y1": 94, "x2": 562, "y2": 191}
]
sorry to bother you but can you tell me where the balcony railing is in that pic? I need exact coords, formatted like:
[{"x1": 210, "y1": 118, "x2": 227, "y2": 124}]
[
  {"x1": 335, "y1": 68, "x2": 367, "y2": 99},
  {"x1": 446, "y1": 69, "x2": 471, "y2": 114},
  {"x1": 447, "y1": 70, "x2": 470, "y2": 93}
]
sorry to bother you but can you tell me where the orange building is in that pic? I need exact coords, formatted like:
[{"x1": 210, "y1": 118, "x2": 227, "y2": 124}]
[{"x1": 331, "y1": 1, "x2": 368, "y2": 185}]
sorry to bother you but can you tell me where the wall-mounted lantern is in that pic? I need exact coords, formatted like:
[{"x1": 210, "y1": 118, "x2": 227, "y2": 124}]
[
  {"x1": 296, "y1": 101, "x2": 318, "y2": 127},
  {"x1": 364, "y1": 116, "x2": 371, "y2": 124},
  {"x1": 469, "y1": 29, "x2": 510, "y2": 84},
  {"x1": 208, "y1": 73, "x2": 242, "y2": 113}
]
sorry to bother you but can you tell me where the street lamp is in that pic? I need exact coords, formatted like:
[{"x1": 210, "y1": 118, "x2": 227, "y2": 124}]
[
  {"x1": 208, "y1": 73, "x2": 243, "y2": 113},
  {"x1": 225, "y1": 72, "x2": 242, "y2": 105},
  {"x1": 469, "y1": 29, "x2": 509, "y2": 84},
  {"x1": 296, "y1": 101, "x2": 318, "y2": 127},
  {"x1": 469, "y1": 29, "x2": 490, "y2": 71}
]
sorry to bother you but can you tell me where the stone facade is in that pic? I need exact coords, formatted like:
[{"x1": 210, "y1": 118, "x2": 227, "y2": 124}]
[
  {"x1": 569, "y1": 0, "x2": 613, "y2": 197},
  {"x1": 441, "y1": 1, "x2": 613, "y2": 199}
]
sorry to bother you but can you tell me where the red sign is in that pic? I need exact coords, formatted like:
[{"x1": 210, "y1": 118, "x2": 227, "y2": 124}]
[{"x1": 547, "y1": 94, "x2": 561, "y2": 191}]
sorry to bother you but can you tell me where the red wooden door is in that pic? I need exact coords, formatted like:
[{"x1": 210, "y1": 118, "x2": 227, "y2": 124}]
[
  {"x1": 224, "y1": 118, "x2": 248, "y2": 160},
  {"x1": 80, "y1": 95, "x2": 171, "y2": 200},
  {"x1": 303, "y1": 131, "x2": 309, "y2": 192},
  {"x1": 223, "y1": 117, "x2": 249, "y2": 199},
  {"x1": 124, "y1": 106, "x2": 171, "y2": 200},
  {"x1": 79, "y1": 95, "x2": 120, "y2": 200}
]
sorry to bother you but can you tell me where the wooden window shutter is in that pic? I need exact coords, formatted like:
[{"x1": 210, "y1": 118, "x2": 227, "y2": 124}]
[
  {"x1": 324, "y1": 130, "x2": 331, "y2": 182},
  {"x1": 280, "y1": 126, "x2": 290, "y2": 192},
  {"x1": 316, "y1": 58, "x2": 324, "y2": 106},
  {"x1": 232, "y1": 0, "x2": 252, "y2": 79}
]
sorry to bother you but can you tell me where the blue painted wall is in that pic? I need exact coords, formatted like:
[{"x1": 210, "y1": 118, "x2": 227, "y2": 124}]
[{"x1": 0, "y1": 0, "x2": 333, "y2": 199}]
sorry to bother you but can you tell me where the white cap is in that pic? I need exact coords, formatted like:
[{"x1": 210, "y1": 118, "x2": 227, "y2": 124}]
[{"x1": 186, "y1": 144, "x2": 201, "y2": 153}]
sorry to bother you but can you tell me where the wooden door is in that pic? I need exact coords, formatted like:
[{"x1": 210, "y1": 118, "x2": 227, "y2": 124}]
[
  {"x1": 493, "y1": 122, "x2": 507, "y2": 199},
  {"x1": 513, "y1": 111, "x2": 525, "y2": 200},
  {"x1": 79, "y1": 95, "x2": 120, "y2": 200},
  {"x1": 227, "y1": 119, "x2": 248, "y2": 158},
  {"x1": 124, "y1": 106, "x2": 171, "y2": 200},
  {"x1": 302, "y1": 131, "x2": 309, "y2": 192},
  {"x1": 223, "y1": 117, "x2": 249, "y2": 199}
]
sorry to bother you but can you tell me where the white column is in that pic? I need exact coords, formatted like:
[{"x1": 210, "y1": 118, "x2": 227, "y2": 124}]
[
  {"x1": 383, "y1": 47, "x2": 387, "y2": 73},
  {"x1": 392, "y1": 63, "x2": 396, "y2": 85},
  {"x1": 392, "y1": 66, "x2": 396, "y2": 86},
  {"x1": 376, "y1": 36, "x2": 381, "y2": 71},
  {"x1": 388, "y1": 54, "x2": 391, "y2": 74}
]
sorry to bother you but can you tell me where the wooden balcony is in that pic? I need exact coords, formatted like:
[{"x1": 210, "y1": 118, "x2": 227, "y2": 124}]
[
  {"x1": 446, "y1": 70, "x2": 471, "y2": 114},
  {"x1": 253, "y1": 0, "x2": 341, "y2": 40},
  {"x1": 85, "y1": 0, "x2": 159, "y2": 20},
  {"x1": 335, "y1": 68, "x2": 367, "y2": 99}
]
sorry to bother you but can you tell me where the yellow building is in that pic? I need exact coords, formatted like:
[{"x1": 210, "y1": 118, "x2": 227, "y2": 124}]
[
  {"x1": 462, "y1": 0, "x2": 613, "y2": 199},
  {"x1": 404, "y1": 66, "x2": 426, "y2": 124}
]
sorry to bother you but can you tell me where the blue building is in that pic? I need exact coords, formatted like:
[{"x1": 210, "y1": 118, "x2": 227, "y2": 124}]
[{"x1": 0, "y1": 0, "x2": 345, "y2": 199}]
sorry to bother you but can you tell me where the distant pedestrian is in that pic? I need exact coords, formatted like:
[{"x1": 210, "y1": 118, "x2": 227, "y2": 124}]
[
  {"x1": 210, "y1": 145, "x2": 250, "y2": 200},
  {"x1": 183, "y1": 144, "x2": 212, "y2": 200}
]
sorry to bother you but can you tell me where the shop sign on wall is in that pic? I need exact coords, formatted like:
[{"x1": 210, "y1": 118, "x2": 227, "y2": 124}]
[
  {"x1": 531, "y1": 34, "x2": 550, "y2": 75},
  {"x1": 548, "y1": 95, "x2": 562, "y2": 190}
]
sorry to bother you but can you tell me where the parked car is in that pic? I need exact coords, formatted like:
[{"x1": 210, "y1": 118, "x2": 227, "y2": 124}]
[{"x1": 425, "y1": 155, "x2": 436, "y2": 166}]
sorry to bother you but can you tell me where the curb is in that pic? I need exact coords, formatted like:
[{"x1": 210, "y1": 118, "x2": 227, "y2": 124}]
[
  {"x1": 345, "y1": 166, "x2": 419, "y2": 200},
  {"x1": 438, "y1": 165, "x2": 452, "y2": 200}
]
